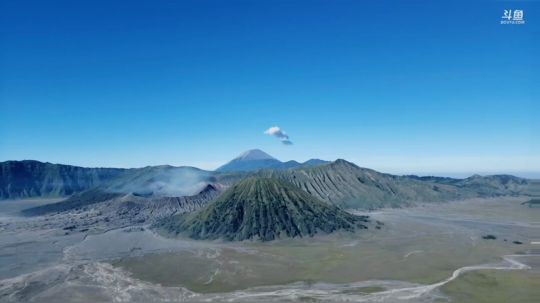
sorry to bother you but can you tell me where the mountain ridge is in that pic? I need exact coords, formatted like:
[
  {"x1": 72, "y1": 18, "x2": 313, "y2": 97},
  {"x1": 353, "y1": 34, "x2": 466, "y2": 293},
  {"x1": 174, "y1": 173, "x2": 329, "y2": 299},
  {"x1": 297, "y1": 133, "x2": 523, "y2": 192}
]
[
  {"x1": 256, "y1": 159, "x2": 539, "y2": 209},
  {"x1": 0, "y1": 160, "x2": 126, "y2": 199},
  {"x1": 3, "y1": 155, "x2": 539, "y2": 212}
]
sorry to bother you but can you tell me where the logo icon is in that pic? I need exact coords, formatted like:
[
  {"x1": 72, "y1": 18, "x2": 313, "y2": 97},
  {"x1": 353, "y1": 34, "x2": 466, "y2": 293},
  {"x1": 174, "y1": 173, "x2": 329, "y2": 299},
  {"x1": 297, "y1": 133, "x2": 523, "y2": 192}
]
[{"x1": 501, "y1": 10, "x2": 525, "y2": 24}]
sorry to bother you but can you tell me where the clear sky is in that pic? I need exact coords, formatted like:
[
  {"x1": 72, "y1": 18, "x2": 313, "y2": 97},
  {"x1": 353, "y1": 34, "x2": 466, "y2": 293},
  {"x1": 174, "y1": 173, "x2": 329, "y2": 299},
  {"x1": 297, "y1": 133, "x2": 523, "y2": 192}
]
[{"x1": 1, "y1": 0, "x2": 538, "y2": 177}]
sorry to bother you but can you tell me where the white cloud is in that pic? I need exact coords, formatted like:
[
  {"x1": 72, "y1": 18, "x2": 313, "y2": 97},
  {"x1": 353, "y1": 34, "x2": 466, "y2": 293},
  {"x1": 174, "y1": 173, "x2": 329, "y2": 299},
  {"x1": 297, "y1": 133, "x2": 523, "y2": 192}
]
[
  {"x1": 264, "y1": 126, "x2": 293, "y2": 145},
  {"x1": 281, "y1": 140, "x2": 293, "y2": 145}
]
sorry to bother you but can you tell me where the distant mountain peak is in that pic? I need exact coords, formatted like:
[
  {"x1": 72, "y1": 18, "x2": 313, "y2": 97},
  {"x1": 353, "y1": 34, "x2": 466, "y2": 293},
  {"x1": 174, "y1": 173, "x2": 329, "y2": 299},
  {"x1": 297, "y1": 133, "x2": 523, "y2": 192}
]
[
  {"x1": 216, "y1": 150, "x2": 330, "y2": 172},
  {"x1": 216, "y1": 149, "x2": 281, "y2": 172},
  {"x1": 235, "y1": 149, "x2": 276, "y2": 161}
]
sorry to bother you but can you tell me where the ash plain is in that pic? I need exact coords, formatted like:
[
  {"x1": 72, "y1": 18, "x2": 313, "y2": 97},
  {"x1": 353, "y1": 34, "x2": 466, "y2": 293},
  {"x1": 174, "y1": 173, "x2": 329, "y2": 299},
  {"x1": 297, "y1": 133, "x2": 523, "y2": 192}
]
[{"x1": 0, "y1": 197, "x2": 538, "y2": 302}]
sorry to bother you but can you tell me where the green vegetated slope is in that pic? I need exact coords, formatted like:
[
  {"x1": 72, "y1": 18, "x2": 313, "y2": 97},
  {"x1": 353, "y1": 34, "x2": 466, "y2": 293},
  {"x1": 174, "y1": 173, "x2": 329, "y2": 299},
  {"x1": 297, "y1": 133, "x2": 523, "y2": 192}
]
[{"x1": 156, "y1": 177, "x2": 372, "y2": 241}]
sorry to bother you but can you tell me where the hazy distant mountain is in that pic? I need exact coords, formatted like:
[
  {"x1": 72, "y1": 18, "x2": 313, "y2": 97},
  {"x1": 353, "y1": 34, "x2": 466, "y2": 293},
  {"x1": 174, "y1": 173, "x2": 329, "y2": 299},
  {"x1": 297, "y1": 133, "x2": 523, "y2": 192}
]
[
  {"x1": 0, "y1": 160, "x2": 125, "y2": 199},
  {"x1": 454, "y1": 174, "x2": 538, "y2": 196},
  {"x1": 302, "y1": 159, "x2": 330, "y2": 166},
  {"x1": 234, "y1": 149, "x2": 277, "y2": 161},
  {"x1": 404, "y1": 175, "x2": 460, "y2": 184},
  {"x1": 215, "y1": 149, "x2": 282, "y2": 172},
  {"x1": 215, "y1": 149, "x2": 329, "y2": 172},
  {"x1": 406, "y1": 174, "x2": 540, "y2": 196},
  {"x1": 155, "y1": 177, "x2": 372, "y2": 241}
]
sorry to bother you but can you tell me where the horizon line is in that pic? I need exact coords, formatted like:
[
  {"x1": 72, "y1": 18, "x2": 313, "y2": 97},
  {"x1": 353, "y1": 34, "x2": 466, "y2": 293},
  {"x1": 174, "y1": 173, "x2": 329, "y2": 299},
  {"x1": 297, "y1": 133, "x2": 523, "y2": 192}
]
[{"x1": 2, "y1": 158, "x2": 539, "y2": 180}]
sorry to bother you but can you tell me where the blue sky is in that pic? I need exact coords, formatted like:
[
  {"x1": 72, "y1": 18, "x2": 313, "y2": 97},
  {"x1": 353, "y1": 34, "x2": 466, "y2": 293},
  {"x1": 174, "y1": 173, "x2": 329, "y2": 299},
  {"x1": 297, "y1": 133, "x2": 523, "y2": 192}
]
[{"x1": 1, "y1": 0, "x2": 538, "y2": 177}]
